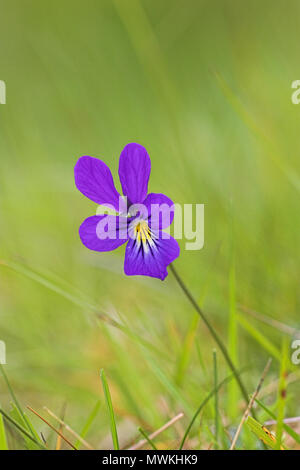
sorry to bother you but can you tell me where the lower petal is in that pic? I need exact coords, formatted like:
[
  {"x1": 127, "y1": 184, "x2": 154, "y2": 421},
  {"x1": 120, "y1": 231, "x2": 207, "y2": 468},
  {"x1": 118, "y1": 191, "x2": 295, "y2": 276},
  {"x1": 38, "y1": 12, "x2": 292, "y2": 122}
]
[
  {"x1": 79, "y1": 215, "x2": 129, "y2": 252},
  {"x1": 124, "y1": 233, "x2": 180, "y2": 280}
]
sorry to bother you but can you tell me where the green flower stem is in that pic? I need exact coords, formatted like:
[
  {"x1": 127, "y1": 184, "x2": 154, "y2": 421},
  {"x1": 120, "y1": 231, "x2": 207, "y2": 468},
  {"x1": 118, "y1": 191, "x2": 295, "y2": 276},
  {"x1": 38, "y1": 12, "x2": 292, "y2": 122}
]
[{"x1": 170, "y1": 263, "x2": 253, "y2": 414}]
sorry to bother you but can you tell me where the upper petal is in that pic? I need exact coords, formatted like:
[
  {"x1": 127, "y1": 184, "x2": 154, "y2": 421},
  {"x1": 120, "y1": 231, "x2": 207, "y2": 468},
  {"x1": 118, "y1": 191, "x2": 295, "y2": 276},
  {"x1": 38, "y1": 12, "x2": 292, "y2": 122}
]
[
  {"x1": 118, "y1": 143, "x2": 151, "y2": 204},
  {"x1": 124, "y1": 233, "x2": 180, "y2": 280},
  {"x1": 75, "y1": 156, "x2": 121, "y2": 210},
  {"x1": 79, "y1": 215, "x2": 129, "y2": 252},
  {"x1": 143, "y1": 193, "x2": 175, "y2": 229}
]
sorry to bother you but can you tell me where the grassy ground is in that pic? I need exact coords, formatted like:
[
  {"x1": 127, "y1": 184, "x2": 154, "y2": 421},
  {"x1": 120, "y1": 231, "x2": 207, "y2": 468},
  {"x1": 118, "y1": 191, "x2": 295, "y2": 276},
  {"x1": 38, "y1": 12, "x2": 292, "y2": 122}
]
[{"x1": 0, "y1": 0, "x2": 300, "y2": 450}]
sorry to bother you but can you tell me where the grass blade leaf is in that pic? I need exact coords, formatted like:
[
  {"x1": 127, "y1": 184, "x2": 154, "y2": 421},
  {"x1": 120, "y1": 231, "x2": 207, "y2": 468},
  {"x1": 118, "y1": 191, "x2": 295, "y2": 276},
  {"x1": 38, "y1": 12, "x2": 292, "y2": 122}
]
[{"x1": 100, "y1": 369, "x2": 119, "y2": 450}]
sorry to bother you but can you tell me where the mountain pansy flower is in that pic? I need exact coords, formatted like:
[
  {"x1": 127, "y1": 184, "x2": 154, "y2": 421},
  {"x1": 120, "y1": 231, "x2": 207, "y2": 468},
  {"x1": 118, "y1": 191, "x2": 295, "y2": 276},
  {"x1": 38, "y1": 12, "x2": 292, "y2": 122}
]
[{"x1": 74, "y1": 143, "x2": 180, "y2": 280}]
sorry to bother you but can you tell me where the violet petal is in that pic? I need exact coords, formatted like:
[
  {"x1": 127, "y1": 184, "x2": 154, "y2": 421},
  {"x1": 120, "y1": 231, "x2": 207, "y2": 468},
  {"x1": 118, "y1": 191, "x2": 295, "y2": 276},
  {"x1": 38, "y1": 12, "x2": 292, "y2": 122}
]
[
  {"x1": 143, "y1": 192, "x2": 175, "y2": 230},
  {"x1": 118, "y1": 143, "x2": 151, "y2": 204},
  {"x1": 75, "y1": 156, "x2": 121, "y2": 210},
  {"x1": 124, "y1": 232, "x2": 180, "y2": 280},
  {"x1": 79, "y1": 215, "x2": 129, "y2": 252}
]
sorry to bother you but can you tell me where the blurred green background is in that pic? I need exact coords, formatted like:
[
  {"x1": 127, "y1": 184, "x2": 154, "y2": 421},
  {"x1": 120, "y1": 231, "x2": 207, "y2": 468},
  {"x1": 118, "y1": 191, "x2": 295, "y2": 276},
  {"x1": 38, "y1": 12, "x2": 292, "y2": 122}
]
[{"x1": 0, "y1": 0, "x2": 299, "y2": 449}]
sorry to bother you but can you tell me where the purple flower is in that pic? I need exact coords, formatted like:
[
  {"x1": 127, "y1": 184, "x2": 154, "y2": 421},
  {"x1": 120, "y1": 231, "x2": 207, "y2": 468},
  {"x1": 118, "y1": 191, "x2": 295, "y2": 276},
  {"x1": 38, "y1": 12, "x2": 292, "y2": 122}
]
[{"x1": 74, "y1": 143, "x2": 180, "y2": 280}]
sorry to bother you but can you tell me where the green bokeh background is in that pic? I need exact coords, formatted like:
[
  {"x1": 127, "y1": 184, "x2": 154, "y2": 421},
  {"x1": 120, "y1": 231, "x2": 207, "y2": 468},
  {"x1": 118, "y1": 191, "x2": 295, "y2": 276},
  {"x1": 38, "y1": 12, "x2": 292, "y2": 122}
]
[{"x1": 0, "y1": 0, "x2": 299, "y2": 449}]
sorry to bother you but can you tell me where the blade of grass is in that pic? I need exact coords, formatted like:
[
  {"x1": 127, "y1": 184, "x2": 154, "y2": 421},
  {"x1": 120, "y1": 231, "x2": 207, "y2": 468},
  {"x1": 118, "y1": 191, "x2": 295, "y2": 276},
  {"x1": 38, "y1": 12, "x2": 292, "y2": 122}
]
[
  {"x1": 255, "y1": 398, "x2": 300, "y2": 445},
  {"x1": 213, "y1": 350, "x2": 219, "y2": 449},
  {"x1": 55, "y1": 402, "x2": 67, "y2": 451},
  {"x1": 27, "y1": 406, "x2": 76, "y2": 450},
  {"x1": 237, "y1": 315, "x2": 281, "y2": 361},
  {"x1": 276, "y1": 339, "x2": 288, "y2": 449},
  {"x1": 179, "y1": 370, "x2": 239, "y2": 450},
  {"x1": 75, "y1": 401, "x2": 101, "y2": 450},
  {"x1": 138, "y1": 427, "x2": 158, "y2": 450},
  {"x1": 0, "y1": 408, "x2": 46, "y2": 449},
  {"x1": 100, "y1": 369, "x2": 119, "y2": 450},
  {"x1": 228, "y1": 254, "x2": 238, "y2": 419},
  {"x1": 129, "y1": 413, "x2": 184, "y2": 450},
  {"x1": 0, "y1": 364, "x2": 37, "y2": 440},
  {"x1": 0, "y1": 413, "x2": 8, "y2": 450},
  {"x1": 10, "y1": 402, "x2": 41, "y2": 450},
  {"x1": 246, "y1": 416, "x2": 286, "y2": 450},
  {"x1": 43, "y1": 407, "x2": 94, "y2": 450},
  {"x1": 230, "y1": 358, "x2": 272, "y2": 450}
]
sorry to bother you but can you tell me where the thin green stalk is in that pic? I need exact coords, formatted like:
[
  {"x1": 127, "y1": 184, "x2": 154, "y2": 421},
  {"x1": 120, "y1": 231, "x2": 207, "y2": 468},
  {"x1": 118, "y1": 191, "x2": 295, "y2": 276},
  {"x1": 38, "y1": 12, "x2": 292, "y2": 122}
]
[
  {"x1": 276, "y1": 339, "x2": 288, "y2": 449},
  {"x1": 0, "y1": 414, "x2": 8, "y2": 450},
  {"x1": 255, "y1": 398, "x2": 300, "y2": 445},
  {"x1": 138, "y1": 427, "x2": 158, "y2": 450},
  {"x1": 75, "y1": 401, "x2": 101, "y2": 450},
  {"x1": 0, "y1": 409, "x2": 46, "y2": 449},
  {"x1": 100, "y1": 369, "x2": 119, "y2": 450},
  {"x1": 0, "y1": 364, "x2": 37, "y2": 439},
  {"x1": 179, "y1": 371, "x2": 237, "y2": 449},
  {"x1": 228, "y1": 257, "x2": 238, "y2": 419},
  {"x1": 213, "y1": 350, "x2": 219, "y2": 448},
  {"x1": 170, "y1": 264, "x2": 252, "y2": 413}
]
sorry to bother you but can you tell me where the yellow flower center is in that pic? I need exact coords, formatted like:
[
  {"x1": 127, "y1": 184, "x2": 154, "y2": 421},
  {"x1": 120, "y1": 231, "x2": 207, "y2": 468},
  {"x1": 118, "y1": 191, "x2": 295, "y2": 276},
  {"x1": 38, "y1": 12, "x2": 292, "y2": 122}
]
[
  {"x1": 134, "y1": 220, "x2": 151, "y2": 242},
  {"x1": 133, "y1": 219, "x2": 156, "y2": 253}
]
